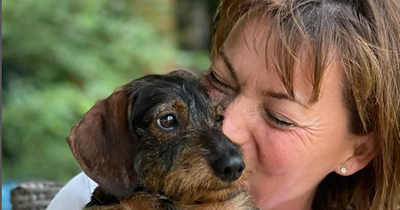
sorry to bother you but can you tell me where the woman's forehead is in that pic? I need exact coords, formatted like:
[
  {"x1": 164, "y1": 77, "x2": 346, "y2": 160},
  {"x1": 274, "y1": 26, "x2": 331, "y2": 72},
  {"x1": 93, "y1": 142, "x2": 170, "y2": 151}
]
[
  {"x1": 226, "y1": 14, "x2": 266, "y2": 53},
  {"x1": 224, "y1": 13, "x2": 341, "y2": 105}
]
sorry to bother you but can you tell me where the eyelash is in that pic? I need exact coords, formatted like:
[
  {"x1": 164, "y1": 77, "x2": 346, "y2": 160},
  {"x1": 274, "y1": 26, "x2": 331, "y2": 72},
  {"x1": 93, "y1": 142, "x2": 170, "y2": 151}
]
[{"x1": 266, "y1": 111, "x2": 293, "y2": 127}]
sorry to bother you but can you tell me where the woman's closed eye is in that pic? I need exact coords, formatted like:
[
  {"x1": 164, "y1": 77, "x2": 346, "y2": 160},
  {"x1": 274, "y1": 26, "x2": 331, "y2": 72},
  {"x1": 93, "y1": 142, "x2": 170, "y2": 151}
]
[
  {"x1": 265, "y1": 110, "x2": 293, "y2": 128},
  {"x1": 209, "y1": 69, "x2": 235, "y2": 92}
]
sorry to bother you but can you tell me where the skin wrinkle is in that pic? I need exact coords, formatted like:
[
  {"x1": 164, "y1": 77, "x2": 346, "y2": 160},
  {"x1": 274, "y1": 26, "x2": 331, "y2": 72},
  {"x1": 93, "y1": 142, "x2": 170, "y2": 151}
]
[
  {"x1": 219, "y1": 48, "x2": 238, "y2": 82},
  {"x1": 48, "y1": 1, "x2": 400, "y2": 209},
  {"x1": 208, "y1": 11, "x2": 370, "y2": 209}
]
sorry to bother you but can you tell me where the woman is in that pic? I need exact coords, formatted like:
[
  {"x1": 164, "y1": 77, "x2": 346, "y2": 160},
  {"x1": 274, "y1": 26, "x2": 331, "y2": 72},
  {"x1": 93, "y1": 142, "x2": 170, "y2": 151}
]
[{"x1": 48, "y1": 0, "x2": 400, "y2": 209}]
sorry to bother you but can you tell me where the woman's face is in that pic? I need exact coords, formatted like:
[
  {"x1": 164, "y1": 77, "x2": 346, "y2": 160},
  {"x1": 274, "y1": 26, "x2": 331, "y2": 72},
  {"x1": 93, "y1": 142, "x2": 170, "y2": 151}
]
[{"x1": 203, "y1": 18, "x2": 361, "y2": 209}]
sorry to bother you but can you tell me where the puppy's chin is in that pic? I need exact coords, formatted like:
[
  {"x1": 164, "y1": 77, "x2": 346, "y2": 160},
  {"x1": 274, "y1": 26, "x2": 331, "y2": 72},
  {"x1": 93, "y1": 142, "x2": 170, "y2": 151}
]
[
  {"x1": 165, "y1": 186, "x2": 242, "y2": 204},
  {"x1": 193, "y1": 168, "x2": 250, "y2": 203},
  {"x1": 163, "y1": 170, "x2": 248, "y2": 204},
  {"x1": 194, "y1": 182, "x2": 247, "y2": 203}
]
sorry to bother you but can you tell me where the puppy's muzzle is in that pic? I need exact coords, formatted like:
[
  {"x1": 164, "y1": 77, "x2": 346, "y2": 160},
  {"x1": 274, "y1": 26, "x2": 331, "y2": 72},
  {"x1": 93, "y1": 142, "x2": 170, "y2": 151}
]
[
  {"x1": 203, "y1": 130, "x2": 245, "y2": 182},
  {"x1": 212, "y1": 149, "x2": 245, "y2": 182}
]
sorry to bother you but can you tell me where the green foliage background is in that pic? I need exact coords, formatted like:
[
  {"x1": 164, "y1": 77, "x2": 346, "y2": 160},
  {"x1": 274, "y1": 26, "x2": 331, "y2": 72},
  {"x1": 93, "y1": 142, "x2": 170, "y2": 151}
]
[{"x1": 2, "y1": 0, "x2": 211, "y2": 183}]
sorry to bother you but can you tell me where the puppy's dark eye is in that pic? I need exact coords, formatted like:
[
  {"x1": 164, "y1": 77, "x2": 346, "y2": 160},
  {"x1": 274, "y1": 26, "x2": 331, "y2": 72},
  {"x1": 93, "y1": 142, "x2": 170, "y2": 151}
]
[
  {"x1": 157, "y1": 114, "x2": 179, "y2": 130},
  {"x1": 216, "y1": 115, "x2": 224, "y2": 123}
]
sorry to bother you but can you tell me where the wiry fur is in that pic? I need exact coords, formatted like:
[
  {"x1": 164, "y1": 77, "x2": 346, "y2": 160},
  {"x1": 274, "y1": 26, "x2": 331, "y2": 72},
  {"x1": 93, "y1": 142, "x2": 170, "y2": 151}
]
[
  {"x1": 86, "y1": 191, "x2": 251, "y2": 210},
  {"x1": 67, "y1": 70, "x2": 255, "y2": 210}
]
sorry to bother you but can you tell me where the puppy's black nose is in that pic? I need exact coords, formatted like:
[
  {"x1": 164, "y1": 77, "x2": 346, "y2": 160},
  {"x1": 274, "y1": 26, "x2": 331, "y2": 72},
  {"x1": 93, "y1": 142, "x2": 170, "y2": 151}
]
[{"x1": 212, "y1": 152, "x2": 245, "y2": 182}]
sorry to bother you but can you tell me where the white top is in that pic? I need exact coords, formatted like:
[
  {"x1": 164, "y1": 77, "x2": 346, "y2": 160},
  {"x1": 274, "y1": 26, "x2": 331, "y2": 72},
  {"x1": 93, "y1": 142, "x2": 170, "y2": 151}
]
[
  {"x1": 45, "y1": 172, "x2": 373, "y2": 210},
  {"x1": 46, "y1": 172, "x2": 98, "y2": 210}
]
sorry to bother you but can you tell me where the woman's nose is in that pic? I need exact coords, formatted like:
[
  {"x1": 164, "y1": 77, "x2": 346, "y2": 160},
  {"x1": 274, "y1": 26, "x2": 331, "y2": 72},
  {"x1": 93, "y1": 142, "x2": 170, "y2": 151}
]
[{"x1": 222, "y1": 96, "x2": 252, "y2": 145}]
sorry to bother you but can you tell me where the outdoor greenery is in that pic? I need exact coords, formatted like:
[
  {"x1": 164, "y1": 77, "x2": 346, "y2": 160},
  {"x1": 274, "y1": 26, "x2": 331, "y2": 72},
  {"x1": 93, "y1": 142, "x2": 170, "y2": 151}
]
[{"x1": 2, "y1": 0, "x2": 210, "y2": 183}]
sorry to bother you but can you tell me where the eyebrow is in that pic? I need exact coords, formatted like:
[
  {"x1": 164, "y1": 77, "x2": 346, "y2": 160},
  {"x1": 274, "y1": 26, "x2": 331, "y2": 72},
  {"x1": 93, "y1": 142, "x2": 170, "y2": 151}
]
[
  {"x1": 219, "y1": 47, "x2": 238, "y2": 81},
  {"x1": 263, "y1": 91, "x2": 309, "y2": 108}
]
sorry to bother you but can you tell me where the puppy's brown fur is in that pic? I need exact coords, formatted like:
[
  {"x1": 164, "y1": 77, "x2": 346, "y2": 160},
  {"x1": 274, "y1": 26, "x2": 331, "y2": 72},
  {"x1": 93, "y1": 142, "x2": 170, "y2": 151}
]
[{"x1": 67, "y1": 70, "x2": 255, "y2": 210}]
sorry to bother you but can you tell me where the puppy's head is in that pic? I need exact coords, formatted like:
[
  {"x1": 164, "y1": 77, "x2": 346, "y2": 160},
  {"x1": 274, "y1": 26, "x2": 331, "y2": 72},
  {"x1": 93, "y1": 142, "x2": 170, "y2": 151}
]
[{"x1": 67, "y1": 70, "x2": 245, "y2": 203}]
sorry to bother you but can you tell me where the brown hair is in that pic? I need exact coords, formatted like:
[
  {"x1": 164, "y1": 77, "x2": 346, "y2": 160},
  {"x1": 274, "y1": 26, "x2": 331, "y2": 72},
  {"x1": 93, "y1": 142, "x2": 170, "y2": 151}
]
[{"x1": 211, "y1": 0, "x2": 400, "y2": 209}]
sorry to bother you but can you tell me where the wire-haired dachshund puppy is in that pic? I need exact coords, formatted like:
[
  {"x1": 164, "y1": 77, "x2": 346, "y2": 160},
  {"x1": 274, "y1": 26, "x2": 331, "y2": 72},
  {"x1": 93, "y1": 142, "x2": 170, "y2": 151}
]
[{"x1": 67, "y1": 70, "x2": 254, "y2": 210}]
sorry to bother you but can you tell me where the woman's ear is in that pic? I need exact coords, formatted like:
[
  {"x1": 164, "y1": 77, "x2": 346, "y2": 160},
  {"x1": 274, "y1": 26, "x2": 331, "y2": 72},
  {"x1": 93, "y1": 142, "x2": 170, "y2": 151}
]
[{"x1": 336, "y1": 132, "x2": 377, "y2": 176}]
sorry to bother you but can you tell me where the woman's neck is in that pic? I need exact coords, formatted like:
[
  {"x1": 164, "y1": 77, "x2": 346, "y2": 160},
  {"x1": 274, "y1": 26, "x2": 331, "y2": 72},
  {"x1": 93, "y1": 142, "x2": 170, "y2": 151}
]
[{"x1": 260, "y1": 187, "x2": 316, "y2": 210}]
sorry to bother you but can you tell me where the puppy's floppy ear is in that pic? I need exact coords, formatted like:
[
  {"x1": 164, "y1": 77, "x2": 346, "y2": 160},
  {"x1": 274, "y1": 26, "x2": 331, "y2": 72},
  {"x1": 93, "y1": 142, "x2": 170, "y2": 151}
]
[{"x1": 67, "y1": 88, "x2": 137, "y2": 197}]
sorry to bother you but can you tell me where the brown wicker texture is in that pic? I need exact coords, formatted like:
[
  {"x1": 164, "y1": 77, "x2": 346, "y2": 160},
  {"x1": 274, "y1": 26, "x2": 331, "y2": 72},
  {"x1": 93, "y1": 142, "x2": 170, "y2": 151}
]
[{"x1": 11, "y1": 180, "x2": 63, "y2": 210}]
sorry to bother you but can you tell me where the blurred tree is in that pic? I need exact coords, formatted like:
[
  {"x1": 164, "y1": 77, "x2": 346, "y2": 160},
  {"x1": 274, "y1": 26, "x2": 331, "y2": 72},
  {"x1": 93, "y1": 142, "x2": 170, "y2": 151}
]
[
  {"x1": 2, "y1": 0, "x2": 181, "y2": 183},
  {"x1": 175, "y1": 0, "x2": 220, "y2": 51},
  {"x1": 172, "y1": 0, "x2": 220, "y2": 76}
]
